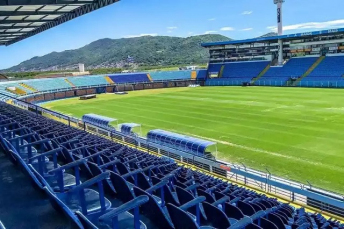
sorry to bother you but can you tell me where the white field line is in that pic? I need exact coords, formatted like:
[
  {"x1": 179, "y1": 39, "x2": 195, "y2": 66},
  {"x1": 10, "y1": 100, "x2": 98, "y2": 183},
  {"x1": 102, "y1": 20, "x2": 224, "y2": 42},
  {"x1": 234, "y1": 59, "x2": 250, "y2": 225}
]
[
  {"x1": 262, "y1": 105, "x2": 302, "y2": 112},
  {"x1": 62, "y1": 103, "x2": 344, "y2": 155},
  {"x1": 62, "y1": 105, "x2": 344, "y2": 167},
  {"x1": 98, "y1": 99, "x2": 344, "y2": 144},
  {"x1": 175, "y1": 91, "x2": 326, "y2": 105},
  {"x1": 166, "y1": 130, "x2": 344, "y2": 173},
  {"x1": 147, "y1": 93, "x2": 344, "y2": 123},
  {"x1": 134, "y1": 95, "x2": 344, "y2": 128},
  {"x1": 130, "y1": 121, "x2": 344, "y2": 173},
  {"x1": 154, "y1": 93, "x2": 344, "y2": 116},
  {"x1": 118, "y1": 97, "x2": 343, "y2": 133}
]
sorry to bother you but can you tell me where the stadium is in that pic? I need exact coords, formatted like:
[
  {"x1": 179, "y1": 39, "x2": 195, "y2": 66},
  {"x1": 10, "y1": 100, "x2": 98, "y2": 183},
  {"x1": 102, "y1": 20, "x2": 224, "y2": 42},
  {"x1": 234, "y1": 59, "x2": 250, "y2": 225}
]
[{"x1": 0, "y1": 0, "x2": 344, "y2": 229}]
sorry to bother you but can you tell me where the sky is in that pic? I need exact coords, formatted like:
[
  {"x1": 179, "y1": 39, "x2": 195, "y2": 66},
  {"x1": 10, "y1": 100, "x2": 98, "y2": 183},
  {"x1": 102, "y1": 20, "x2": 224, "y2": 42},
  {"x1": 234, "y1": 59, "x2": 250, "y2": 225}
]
[{"x1": 1, "y1": 0, "x2": 344, "y2": 69}]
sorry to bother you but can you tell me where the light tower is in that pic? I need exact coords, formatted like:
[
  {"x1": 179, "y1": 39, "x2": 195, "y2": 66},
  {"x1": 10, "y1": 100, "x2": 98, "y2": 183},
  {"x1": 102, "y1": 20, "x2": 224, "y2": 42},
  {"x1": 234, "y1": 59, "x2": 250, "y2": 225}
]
[{"x1": 274, "y1": 0, "x2": 285, "y2": 65}]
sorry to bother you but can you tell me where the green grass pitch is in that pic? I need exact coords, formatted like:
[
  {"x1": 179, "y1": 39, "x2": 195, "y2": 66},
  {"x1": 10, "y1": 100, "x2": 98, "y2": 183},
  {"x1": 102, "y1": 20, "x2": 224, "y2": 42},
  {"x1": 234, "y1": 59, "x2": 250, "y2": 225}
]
[{"x1": 42, "y1": 86, "x2": 344, "y2": 193}]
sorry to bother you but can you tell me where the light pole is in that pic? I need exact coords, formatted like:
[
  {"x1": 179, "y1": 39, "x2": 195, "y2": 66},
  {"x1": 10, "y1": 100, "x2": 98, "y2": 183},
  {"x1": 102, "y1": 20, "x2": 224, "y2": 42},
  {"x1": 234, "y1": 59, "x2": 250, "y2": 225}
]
[{"x1": 274, "y1": 0, "x2": 285, "y2": 65}]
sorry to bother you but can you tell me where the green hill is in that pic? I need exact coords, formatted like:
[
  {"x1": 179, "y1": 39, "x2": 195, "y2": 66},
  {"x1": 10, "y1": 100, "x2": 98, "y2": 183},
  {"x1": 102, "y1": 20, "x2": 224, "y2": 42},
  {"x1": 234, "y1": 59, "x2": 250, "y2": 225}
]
[{"x1": 4, "y1": 34, "x2": 230, "y2": 72}]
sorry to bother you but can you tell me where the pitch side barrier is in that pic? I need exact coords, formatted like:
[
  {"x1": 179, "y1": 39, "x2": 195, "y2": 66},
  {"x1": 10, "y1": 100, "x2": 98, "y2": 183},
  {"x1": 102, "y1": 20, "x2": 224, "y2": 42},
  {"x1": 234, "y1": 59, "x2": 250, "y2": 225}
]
[
  {"x1": 2, "y1": 92, "x2": 344, "y2": 219},
  {"x1": 13, "y1": 78, "x2": 203, "y2": 98},
  {"x1": 205, "y1": 79, "x2": 344, "y2": 88},
  {"x1": 13, "y1": 79, "x2": 202, "y2": 103}
]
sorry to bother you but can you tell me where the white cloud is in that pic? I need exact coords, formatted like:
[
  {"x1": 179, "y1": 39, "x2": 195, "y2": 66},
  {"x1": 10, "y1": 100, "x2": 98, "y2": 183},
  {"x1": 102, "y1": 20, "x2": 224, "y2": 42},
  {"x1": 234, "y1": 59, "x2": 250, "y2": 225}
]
[
  {"x1": 188, "y1": 32, "x2": 194, "y2": 35},
  {"x1": 167, "y1": 26, "x2": 178, "y2": 30},
  {"x1": 242, "y1": 11, "x2": 253, "y2": 15},
  {"x1": 267, "y1": 19, "x2": 344, "y2": 32},
  {"x1": 204, "y1": 30, "x2": 217, "y2": 34},
  {"x1": 241, "y1": 28, "x2": 253, "y2": 31},
  {"x1": 125, "y1": 33, "x2": 158, "y2": 38},
  {"x1": 167, "y1": 30, "x2": 173, "y2": 33},
  {"x1": 220, "y1": 27, "x2": 235, "y2": 31},
  {"x1": 208, "y1": 18, "x2": 216, "y2": 21}
]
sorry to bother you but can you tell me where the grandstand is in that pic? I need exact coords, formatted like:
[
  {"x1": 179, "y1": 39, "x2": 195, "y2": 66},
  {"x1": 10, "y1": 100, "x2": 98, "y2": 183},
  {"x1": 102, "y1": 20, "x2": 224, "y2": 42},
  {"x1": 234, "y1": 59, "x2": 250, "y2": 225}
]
[
  {"x1": 0, "y1": 70, "x2": 203, "y2": 99},
  {"x1": 202, "y1": 28, "x2": 344, "y2": 87},
  {"x1": 1, "y1": 101, "x2": 344, "y2": 229},
  {"x1": 255, "y1": 57, "x2": 319, "y2": 86},
  {"x1": 1, "y1": 0, "x2": 344, "y2": 226}
]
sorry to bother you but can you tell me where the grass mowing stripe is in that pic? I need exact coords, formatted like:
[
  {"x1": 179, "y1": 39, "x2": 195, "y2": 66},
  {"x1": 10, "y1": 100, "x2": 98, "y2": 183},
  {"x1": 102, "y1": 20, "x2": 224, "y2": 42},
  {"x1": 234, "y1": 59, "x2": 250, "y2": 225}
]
[
  {"x1": 133, "y1": 94, "x2": 339, "y2": 125},
  {"x1": 58, "y1": 103, "x2": 344, "y2": 165},
  {"x1": 122, "y1": 96, "x2": 344, "y2": 136},
  {"x1": 83, "y1": 99, "x2": 344, "y2": 145},
  {"x1": 43, "y1": 87, "x2": 344, "y2": 193}
]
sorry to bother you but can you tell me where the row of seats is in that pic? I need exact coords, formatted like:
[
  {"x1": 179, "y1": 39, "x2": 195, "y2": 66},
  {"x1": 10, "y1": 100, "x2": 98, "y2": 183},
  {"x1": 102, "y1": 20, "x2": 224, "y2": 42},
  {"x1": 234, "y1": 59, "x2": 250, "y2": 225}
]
[
  {"x1": 108, "y1": 73, "x2": 151, "y2": 84},
  {"x1": 207, "y1": 61, "x2": 269, "y2": 80},
  {"x1": 0, "y1": 69, "x2": 204, "y2": 96},
  {"x1": 149, "y1": 70, "x2": 193, "y2": 81},
  {"x1": 222, "y1": 61, "x2": 270, "y2": 79},
  {"x1": 308, "y1": 56, "x2": 344, "y2": 78},
  {"x1": 261, "y1": 57, "x2": 317, "y2": 79},
  {"x1": 0, "y1": 102, "x2": 342, "y2": 229},
  {"x1": 68, "y1": 75, "x2": 108, "y2": 87},
  {"x1": 298, "y1": 56, "x2": 344, "y2": 85},
  {"x1": 23, "y1": 78, "x2": 71, "y2": 91}
]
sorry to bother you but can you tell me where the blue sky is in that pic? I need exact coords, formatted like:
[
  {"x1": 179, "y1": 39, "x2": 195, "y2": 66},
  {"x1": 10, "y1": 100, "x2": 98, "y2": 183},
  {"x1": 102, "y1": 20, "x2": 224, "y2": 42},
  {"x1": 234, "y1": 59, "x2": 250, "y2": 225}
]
[{"x1": 1, "y1": 0, "x2": 344, "y2": 69}]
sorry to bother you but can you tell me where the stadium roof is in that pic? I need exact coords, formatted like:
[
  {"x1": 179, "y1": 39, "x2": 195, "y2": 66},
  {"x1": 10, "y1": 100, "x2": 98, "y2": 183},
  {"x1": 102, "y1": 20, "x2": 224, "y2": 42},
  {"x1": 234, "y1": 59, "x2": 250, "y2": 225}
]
[
  {"x1": 201, "y1": 28, "x2": 344, "y2": 47},
  {"x1": 0, "y1": 0, "x2": 119, "y2": 46}
]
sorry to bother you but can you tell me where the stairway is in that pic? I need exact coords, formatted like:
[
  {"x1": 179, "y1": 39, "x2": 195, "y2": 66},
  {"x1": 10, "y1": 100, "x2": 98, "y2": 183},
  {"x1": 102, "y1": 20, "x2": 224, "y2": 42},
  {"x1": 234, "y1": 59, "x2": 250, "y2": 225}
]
[
  {"x1": 251, "y1": 64, "x2": 271, "y2": 83},
  {"x1": 290, "y1": 56, "x2": 325, "y2": 86},
  {"x1": 191, "y1": 71, "x2": 197, "y2": 80},
  {"x1": 146, "y1": 73, "x2": 153, "y2": 82},
  {"x1": 218, "y1": 65, "x2": 225, "y2": 78},
  {"x1": 6, "y1": 87, "x2": 26, "y2": 95},
  {"x1": 105, "y1": 76, "x2": 115, "y2": 84},
  {"x1": 19, "y1": 83, "x2": 37, "y2": 92},
  {"x1": 64, "y1": 79, "x2": 75, "y2": 87}
]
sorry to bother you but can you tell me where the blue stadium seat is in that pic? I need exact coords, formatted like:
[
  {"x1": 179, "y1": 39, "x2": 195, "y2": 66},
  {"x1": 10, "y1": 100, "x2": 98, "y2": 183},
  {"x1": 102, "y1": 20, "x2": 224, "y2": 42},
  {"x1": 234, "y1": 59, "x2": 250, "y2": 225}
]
[
  {"x1": 255, "y1": 57, "x2": 317, "y2": 85},
  {"x1": 221, "y1": 61, "x2": 270, "y2": 79},
  {"x1": 23, "y1": 78, "x2": 71, "y2": 91},
  {"x1": 0, "y1": 101, "x2": 343, "y2": 229},
  {"x1": 205, "y1": 61, "x2": 269, "y2": 86},
  {"x1": 108, "y1": 73, "x2": 150, "y2": 84},
  {"x1": 68, "y1": 75, "x2": 108, "y2": 87},
  {"x1": 149, "y1": 70, "x2": 192, "y2": 81},
  {"x1": 167, "y1": 196, "x2": 216, "y2": 229},
  {"x1": 299, "y1": 56, "x2": 344, "y2": 86}
]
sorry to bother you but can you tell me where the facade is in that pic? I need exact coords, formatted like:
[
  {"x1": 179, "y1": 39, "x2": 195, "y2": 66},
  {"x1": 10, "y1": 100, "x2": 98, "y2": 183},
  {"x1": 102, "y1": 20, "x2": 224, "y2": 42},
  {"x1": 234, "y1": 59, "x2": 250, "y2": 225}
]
[{"x1": 202, "y1": 28, "x2": 344, "y2": 64}]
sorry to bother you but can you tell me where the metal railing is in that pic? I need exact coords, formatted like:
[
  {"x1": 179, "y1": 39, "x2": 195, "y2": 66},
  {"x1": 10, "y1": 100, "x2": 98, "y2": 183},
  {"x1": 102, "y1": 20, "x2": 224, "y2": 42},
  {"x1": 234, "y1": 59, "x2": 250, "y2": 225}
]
[
  {"x1": 205, "y1": 79, "x2": 344, "y2": 88},
  {"x1": 2, "y1": 86, "x2": 344, "y2": 219}
]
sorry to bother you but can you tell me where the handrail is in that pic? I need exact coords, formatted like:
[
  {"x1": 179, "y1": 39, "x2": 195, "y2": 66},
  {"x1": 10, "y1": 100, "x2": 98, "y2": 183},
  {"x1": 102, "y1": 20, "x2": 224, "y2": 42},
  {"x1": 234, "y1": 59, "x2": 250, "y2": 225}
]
[{"x1": 1, "y1": 80, "x2": 344, "y2": 217}]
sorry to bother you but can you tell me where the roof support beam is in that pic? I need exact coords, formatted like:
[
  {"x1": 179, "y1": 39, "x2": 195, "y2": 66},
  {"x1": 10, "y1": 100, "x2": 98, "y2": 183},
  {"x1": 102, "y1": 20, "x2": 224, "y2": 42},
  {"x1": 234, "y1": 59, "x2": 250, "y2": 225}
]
[
  {"x1": 0, "y1": 25, "x2": 39, "y2": 29},
  {"x1": 6, "y1": 0, "x2": 119, "y2": 45},
  {"x1": 0, "y1": 11, "x2": 65, "y2": 16},
  {"x1": 0, "y1": 32, "x2": 25, "y2": 35},
  {"x1": 0, "y1": 19, "x2": 52, "y2": 24},
  {"x1": 0, "y1": 0, "x2": 96, "y2": 5}
]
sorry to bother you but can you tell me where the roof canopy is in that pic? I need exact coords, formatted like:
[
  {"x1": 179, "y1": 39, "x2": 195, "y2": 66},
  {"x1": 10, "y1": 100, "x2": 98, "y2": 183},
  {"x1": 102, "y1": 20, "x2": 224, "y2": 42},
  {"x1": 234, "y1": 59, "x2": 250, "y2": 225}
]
[
  {"x1": 0, "y1": 0, "x2": 119, "y2": 46},
  {"x1": 201, "y1": 28, "x2": 344, "y2": 47},
  {"x1": 120, "y1": 123, "x2": 141, "y2": 135},
  {"x1": 147, "y1": 129, "x2": 216, "y2": 156},
  {"x1": 82, "y1": 113, "x2": 116, "y2": 126}
]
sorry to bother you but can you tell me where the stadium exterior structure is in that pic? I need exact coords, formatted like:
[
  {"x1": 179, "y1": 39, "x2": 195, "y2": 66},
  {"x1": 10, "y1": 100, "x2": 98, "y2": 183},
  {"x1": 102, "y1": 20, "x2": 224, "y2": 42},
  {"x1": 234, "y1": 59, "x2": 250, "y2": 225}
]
[
  {"x1": 1, "y1": 28, "x2": 344, "y2": 225},
  {"x1": 2, "y1": 76, "x2": 344, "y2": 220},
  {"x1": 202, "y1": 27, "x2": 344, "y2": 88}
]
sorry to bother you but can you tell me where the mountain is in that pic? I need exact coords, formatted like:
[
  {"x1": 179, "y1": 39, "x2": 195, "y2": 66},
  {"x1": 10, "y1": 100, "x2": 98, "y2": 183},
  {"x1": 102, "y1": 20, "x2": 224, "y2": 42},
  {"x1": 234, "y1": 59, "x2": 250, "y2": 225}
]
[
  {"x1": 258, "y1": 32, "x2": 278, "y2": 38},
  {"x1": 3, "y1": 34, "x2": 230, "y2": 72}
]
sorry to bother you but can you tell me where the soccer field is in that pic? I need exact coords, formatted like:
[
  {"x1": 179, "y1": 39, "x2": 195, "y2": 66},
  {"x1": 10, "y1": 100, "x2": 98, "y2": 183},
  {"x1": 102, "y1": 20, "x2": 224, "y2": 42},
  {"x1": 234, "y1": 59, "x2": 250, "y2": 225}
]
[{"x1": 42, "y1": 86, "x2": 344, "y2": 193}]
